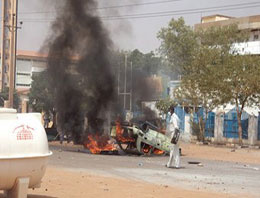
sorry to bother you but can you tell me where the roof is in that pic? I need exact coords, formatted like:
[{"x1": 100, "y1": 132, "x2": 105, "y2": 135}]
[
  {"x1": 201, "y1": 14, "x2": 234, "y2": 20},
  {"x1": 0, "y1": 50, "x2": 80, "y2": 62},
  {"x1": 195, "y1": 14, "x2": 260, "y2": 30},
  {"x1": 16, "y1": 50, "x2": 48, "y2": 61}
]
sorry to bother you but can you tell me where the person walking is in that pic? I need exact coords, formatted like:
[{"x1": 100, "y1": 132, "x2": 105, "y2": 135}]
[{"x1": 166, "y1": 106, "x2": 181, "y2": 168}]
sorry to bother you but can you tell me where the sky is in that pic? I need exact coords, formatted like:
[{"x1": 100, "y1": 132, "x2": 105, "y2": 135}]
[{"x1": 4, "y1": 0, "x2": 260, "y2": 54}]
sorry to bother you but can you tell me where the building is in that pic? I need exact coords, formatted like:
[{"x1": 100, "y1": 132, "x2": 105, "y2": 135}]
[
  {"x1": 0, "y1": 50, "x2": 48, "y2": 110},
  {"x1": 15, "y1": 51, "x2": 47, "y2": 105},
  {"x1": 195, "y1": 14, "x2": 260, "y2": 55},
  {"x1": 16, "y1": 50, "x2": 47, "y2": 88},
  {"x1": 193, "y1": 14, "x2": 260, "y2": 145},
  {"x1": 195, "y1": 15, "x2": 260, "y2": 41}
]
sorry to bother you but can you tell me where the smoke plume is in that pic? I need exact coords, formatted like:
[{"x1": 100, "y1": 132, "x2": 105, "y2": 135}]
[{"x1": 47, "y1": 0, "x2": 115, "y2": 143}]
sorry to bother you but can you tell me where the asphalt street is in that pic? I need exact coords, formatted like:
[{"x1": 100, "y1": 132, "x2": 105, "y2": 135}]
[{"x1": 49, "y1": 144, "x2": 260, "y2": 197}]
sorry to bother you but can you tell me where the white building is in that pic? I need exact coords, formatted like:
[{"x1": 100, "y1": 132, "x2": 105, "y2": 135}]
[{"x1": 15, "y1": 50, "x2": 47, "y2": 90}]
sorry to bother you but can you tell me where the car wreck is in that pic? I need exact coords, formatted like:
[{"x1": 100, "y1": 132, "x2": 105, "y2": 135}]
[{"x1": 110, "y1": 121, "x2": 175, "y2": 155}]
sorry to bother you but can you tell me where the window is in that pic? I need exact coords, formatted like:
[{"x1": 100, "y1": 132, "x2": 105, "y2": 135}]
[
  {"x1": 254, "y1": 34, "x2": 259, "y2": 40},
  {"x1": 16, "y1": 83, "x2": 31, "y2": 87},
  {"x1": 17, "y1": 73, "x2": 31, "y2": 76}
]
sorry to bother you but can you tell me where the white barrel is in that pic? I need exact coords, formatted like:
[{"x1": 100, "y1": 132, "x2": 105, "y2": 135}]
[{"x1": 0, "y1": 108, "x2": 52, "y2": 190}]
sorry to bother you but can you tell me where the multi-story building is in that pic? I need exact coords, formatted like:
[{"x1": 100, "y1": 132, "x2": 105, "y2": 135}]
[
  {"x1": 15, "y1": 50, "x2": 47, "y2": 89},
  {"x1": 0, "y1": 50, "x2": 47, "y2": 110},
  {"x1": 195, "y1": 14, "x2": 260, "y2": 55}
]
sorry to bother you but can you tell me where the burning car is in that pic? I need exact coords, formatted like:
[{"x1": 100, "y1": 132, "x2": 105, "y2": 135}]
[{"x1": 110, "y1": 121, "x2": 173, "y2": 155}]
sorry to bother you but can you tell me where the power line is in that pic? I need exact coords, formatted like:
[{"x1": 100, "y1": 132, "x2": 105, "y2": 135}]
[
  {"x1": 18, "y1": 0, "x2": 181, "y2": 15},
  {"x1": 100, "y1": 2, "x2": 260, "y2": 19},
  {"x1": 19, "y1": 2, "x2": 260, "y2": 23}
]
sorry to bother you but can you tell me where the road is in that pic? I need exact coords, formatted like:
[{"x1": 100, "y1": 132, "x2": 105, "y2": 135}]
[{"x1": 48, "y1": 144, "x2": 260, "y2": 198}]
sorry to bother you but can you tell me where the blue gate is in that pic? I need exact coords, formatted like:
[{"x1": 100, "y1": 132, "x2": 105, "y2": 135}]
[
  {"x1": 258, "y1": 115, "x2": 260, "y2": 140},
  {"x1": 193, "y1": 109, "x2": 215, "y2": 137},
  {"x1": 205, "y1": 112, "x2": 215, "y2": 137},
  {"x1": 223, "y1": 111, "x2": 248, "y2": 139}
]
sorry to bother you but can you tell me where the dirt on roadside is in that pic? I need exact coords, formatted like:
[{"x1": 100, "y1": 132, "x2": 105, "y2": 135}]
[
  {"x1": 24, "y1": 167, "x2": 249, "y2": 198},
  {"x1": 181, "y1": 142, "x2": 260, "y2": 165}
]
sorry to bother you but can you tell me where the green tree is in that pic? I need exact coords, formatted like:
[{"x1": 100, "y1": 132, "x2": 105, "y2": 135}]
[
  {"x1": 157, "y1": 17, "x2": 198, "y2": 75},
  {"x1": 216, "y1": 55, "x2": 260, "y2": 144},
  {"x1": 158, "y1": 18, "x2": 260, "y2": 144},
  {"x1": 155, "y1": 97, "x2": 177, "y2": 114},
  {"x1": 128, "y1": 49, "x2": 162, "y2": 75},
  {"x1": 0, "y1": 87, "x2": 20, "y2": 109},
  {"x1": 28, "y1": 71, "x2": 55, "y2": 114}
]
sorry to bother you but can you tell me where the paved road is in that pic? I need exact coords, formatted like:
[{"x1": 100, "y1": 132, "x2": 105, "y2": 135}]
[{"x1": 49, "y1": 144, "x2": 260, "y2": 197}]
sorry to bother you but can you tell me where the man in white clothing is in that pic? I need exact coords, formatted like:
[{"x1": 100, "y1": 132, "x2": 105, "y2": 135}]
[{"x1": 166, "y1": 107, "x2": 181, "y2": 168}]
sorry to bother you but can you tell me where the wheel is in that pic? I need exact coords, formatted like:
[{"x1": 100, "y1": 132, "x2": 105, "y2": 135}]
[{"x1": 116, "y1": 139, "x2": 139, "y2": 154}]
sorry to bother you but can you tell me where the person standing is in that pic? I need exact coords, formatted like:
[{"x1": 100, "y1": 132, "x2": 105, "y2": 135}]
[
  {"x1": 166, "y1": 106, "x2": 181, "y2": 168},
  {"x1": 43, "y1": 112, "x2": 50, "y2": 129}
]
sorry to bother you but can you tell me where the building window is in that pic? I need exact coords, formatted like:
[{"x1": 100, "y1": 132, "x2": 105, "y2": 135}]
[
  {"x1": 16, "y1": 83, "x2": 31, "y2": 87},
  {"x1": 17, "y1": 73, "x2": 31, "y2": 76},
  {"x1": 254, "y1": 34, "x2": 259, "y2": 40}
]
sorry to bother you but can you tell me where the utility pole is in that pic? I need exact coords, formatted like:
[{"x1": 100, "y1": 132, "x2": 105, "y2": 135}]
[
  {"x1": 1, "y1": 0, "x2": 18, "y2": 108},
  {"x1": 123, "y1": 54, "x2": 127, "y2": 109},
  {"x1": 130, "y1": 61, "x2": 132, "y2": 112},
  {"x1": 117, "y1": 55, "x2": 132, "y2": 112}
]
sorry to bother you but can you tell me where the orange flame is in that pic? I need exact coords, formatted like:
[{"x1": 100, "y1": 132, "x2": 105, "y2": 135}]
[
  {"x1": 115, "y1": 121, "x2": 135, "y2": 143},
  {"x1": 143, "y1": 145, "x2": 152, "y2": 153},
  {"x1": 153, "y1": 148, "x2": 165, "y2": 155},
  {"x1": 84, "y1": 134, "x2": 116, "y2": 154}
]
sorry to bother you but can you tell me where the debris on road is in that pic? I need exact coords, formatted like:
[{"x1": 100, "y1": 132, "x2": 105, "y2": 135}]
[{"x1": 188, "y1": 161, "x2": 201, "y2": 165}]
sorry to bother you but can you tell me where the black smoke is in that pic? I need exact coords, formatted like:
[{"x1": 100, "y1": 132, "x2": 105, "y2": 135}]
[{"x1": 47, "y1": 0, "x2": 115, "y2": 143}]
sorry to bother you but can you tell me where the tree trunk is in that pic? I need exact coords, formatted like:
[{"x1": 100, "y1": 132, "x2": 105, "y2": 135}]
[
  {"x1": 236, "y1": 109, "x2": 243, "y2": 145},
  {"x1": 198, "y1": 114, "x2": 204, "y2": 142},
  {"x1": 198, "y1": 111, "x2": 207, "y2": 143}
]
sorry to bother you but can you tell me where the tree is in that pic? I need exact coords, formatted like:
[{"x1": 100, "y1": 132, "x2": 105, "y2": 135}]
[
  {"x1": 158, "y1": 17, "x2": 260, "y2": 144},
  {"x1": 156, "y1": 97, "x2": 177, "y2": 114},
  {"x1": 28, "y1": 71, "x2": 55, "y2": 115},
  {"x1": 0, "y1": 87, "x2": 20, "y2": 109},
  {"x1": 216, "y1": 54, "x2": 260, "y2": 144},
  {"x1": 157, "y1": 17, "x2": 198, "y2": 75},
  {"x1": 128, "y1": 49, "x2": 163, "y2": 75}
]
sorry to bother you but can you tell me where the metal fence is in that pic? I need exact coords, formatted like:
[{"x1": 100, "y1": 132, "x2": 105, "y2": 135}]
[
  {"x1": 258, "y1": 116, "x2": 260, "y2": 140},
  {"x1": 205, "y1": 112, "x2": 215, "y2": 137},
  {"x1": 193, "y1": 109, "x2": 215, "y2": 137},
  {"x1": 223, "y1": 112, "x2": 248, "y2": 139}
]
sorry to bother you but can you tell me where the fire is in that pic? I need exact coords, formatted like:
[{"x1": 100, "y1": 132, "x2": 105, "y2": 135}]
[
  {"x1": 142, "y1": 144, "x2": 164, "y2": 155},
  {"x1": 142, "y1": 145, "x2": 152, "y2": 154},
  {"x1": 115, "y1": 121, "x2": 135, "y2": 143},
  {"x1": 153, "y1": 148, "x2": 165, "y2": 155},
  {"x1": 84, "y1": 134, "x2": 116, "y2": 154}
]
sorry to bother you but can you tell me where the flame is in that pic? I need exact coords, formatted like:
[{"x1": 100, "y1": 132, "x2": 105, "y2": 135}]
[
  {"x1": 142, "y1": 144, "x2": 152, "y2": 153},
  {"x1": 84, "y1": 134, "x2": 116, "y2": 154},
  {"x1": 153, "y1": 148, "x2": 165, "y2": 155},
  {"x1": 115, "y1": 121, "x2": 135, "y2": 143}
]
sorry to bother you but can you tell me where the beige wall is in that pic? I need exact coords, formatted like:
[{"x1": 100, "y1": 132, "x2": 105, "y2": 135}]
[{"x1": 202, "y1": 15, "x2": 231, "y2": 23}]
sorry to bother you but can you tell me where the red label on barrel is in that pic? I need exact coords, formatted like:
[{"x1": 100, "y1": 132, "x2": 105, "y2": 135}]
[{"x1": 13, "y1": 125, "x2": 35, "y2": 140}]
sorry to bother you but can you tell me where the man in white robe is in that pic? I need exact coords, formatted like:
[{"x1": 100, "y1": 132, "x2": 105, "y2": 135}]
[{"x1": 166, "y1": 107, "x2": 181, "y2": 168}]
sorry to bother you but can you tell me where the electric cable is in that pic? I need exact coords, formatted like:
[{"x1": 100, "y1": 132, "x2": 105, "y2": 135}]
[{"x1": 19, "y1": 2, "x2": 260, "y2": 22}]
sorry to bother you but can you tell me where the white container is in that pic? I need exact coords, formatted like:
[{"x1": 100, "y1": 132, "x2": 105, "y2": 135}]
[{"x1": 0, "y1": 108, "x2": 52, "y2": 195}]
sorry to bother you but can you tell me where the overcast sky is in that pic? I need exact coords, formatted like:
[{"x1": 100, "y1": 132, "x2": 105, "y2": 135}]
[{"x1": 4, "y1": 0, "x2": 260, "y2": 53}]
